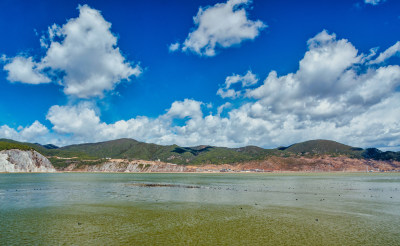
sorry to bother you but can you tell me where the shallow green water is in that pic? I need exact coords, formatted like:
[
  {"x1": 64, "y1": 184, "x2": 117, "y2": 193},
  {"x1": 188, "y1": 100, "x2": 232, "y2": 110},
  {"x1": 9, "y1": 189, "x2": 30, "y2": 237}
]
[{"x1": 1, "y1": 173, "x2": 399, "y2": 245}]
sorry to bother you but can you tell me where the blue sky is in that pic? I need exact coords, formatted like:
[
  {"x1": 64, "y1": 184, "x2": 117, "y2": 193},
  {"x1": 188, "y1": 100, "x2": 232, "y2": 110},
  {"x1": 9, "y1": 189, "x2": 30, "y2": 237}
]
[{"x1": 0, "y1": 0, "x2": 400, "y2": 149}]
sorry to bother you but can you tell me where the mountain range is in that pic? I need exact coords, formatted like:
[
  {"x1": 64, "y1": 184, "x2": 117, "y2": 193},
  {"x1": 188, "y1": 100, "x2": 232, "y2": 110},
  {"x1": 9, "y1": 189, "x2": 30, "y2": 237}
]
[{"x1": 1, "y1": 138, "x2": 399, "y2": 170}]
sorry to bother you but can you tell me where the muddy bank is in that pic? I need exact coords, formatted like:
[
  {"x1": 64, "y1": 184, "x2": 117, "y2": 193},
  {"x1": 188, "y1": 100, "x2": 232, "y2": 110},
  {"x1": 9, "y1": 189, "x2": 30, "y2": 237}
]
[
  {"x1": 189, "y1": 156, "x2": 400, "y2": 172},
  {"x1": 127, "y1": 183, "x2": 201, "y2": 188},
  {"x1": 59, "y1": 155, "x2": 400, "y2": 173}
]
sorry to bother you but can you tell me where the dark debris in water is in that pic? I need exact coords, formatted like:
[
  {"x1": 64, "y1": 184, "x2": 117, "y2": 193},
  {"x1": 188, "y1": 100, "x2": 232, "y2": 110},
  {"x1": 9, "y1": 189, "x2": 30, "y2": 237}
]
[{"x1": 127, "y1": 183, "x2": 201, "y2": 189}]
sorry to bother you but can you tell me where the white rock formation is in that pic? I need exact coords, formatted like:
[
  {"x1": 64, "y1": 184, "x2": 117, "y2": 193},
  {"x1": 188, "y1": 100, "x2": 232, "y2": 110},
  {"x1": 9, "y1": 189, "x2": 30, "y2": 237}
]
[
  {"x1": 0, "y1": 149, "x2": 56, "y2": 172},
  {"x1": 76, "y1": 159, "x2": 188, "y2": 172}
]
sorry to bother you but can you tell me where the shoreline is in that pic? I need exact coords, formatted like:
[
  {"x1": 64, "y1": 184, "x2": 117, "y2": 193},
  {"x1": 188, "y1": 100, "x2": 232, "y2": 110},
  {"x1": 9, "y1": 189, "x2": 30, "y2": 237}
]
[{"x1": 1, "y1": 170, "x2": 399, "y2": 174}]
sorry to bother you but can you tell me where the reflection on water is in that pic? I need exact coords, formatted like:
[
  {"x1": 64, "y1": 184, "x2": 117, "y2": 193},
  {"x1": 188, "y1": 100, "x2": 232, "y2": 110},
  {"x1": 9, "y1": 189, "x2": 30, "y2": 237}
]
[{"x1": 0, "y1": 173, "x2": 399, "y2": 245}]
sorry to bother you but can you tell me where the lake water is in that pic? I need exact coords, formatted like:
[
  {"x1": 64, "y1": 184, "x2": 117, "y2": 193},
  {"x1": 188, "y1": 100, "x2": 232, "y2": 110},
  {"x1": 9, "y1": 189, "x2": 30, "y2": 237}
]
[{"x1": 0, "y1": 173, "x2": 399, "y2": 245}]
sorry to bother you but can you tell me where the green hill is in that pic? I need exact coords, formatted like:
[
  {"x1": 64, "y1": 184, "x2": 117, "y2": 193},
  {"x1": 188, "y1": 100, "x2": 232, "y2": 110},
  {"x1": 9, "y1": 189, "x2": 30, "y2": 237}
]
[
  {"x1": 59, "y1": 138, "x2": 270, "y2": 165},
  {"x1": 283, "y1": 140, "x2": 363, "y2": 157},
  {"x1": 0, "y1": 140, "x2": 34, "y2": 151},
  {"x1": 60, "y1": 138, "x2": 141, "y2": 158},
  {"x1": 0, "y1": 138, "x2": 96, "y2": 159},
  {"x1": 0, "y1": 138, "x2": 47, "y2": 152},
  {"x1": 362, "y1": 148, "x2": 400, "y2": 161}
]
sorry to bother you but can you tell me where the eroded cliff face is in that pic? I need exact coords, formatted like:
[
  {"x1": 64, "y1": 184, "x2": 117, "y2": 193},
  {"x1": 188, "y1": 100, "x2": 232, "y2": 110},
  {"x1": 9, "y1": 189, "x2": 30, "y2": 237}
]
[
  {"x1": 60, "y1": 156, "x2": 400, "y2": 173},
  {"x1": 187, "y1": 156, "x2": 400, "y2": 172},
  {"x1": 64, "y1": 159, "x2": 188, "y2": 172},
  {"x1": 0, "y1": 149, "x2": 56, "y2": 173}
]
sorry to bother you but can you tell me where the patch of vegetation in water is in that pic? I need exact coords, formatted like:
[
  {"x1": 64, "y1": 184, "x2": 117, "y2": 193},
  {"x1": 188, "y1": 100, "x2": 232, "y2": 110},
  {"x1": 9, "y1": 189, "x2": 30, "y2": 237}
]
[
  {"x1": 2, "y1": 203, "x2": 399, "y2": 245},
  {"x1": 127, "y1": 183, "x2": 201, "y2": 188}
]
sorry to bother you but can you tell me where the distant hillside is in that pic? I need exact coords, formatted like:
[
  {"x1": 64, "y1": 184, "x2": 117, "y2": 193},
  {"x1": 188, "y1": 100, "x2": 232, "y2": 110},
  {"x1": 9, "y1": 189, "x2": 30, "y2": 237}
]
[
  {"x1": 60, "y1": 138, "x2": 141, "y2": 158},
  {"x1": 362, "y1": 148, "x2": 400, "y2": 161},
  {"x1": 0, "y1": 138, "x2": 53, "y2": 153},
  {"x1": 0, "y1": 138, "x2": 95, "y2": 160},
  {"x1": 0, "y1": 140, "x2": 34, "y2": 151},
  {"x1": 41, "y1": 144, "x2": 59, "y2": 149},
  {"x1": 59, "y1": 138, "x2": 271, "y2": 165},
  {"x1": 283, "y1": 140, "x2": 363, "y2": 157}
]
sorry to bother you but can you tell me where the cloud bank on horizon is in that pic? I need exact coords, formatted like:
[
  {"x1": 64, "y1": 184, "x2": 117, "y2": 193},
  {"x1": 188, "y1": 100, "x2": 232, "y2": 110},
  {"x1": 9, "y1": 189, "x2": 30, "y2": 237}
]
[{"x1": 1, "y1": 1, "x2": 400, "y2": 150}]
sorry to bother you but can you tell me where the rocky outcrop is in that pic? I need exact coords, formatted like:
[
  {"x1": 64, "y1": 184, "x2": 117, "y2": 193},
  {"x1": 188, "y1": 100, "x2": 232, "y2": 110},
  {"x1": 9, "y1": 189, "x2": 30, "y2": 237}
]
[
  {"x1": 0, "y1": 149, "x2": 56, "y2": 173},
  {"x1": 65, "y1": 159, "x2": 188, "y2": 172}
]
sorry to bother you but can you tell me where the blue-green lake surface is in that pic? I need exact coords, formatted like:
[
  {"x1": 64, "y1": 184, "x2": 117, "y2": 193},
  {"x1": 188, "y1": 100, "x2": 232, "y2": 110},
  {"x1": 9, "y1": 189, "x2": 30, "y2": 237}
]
[{"x1": 1, "y1": 173, "x2": 399, "y2": 245}]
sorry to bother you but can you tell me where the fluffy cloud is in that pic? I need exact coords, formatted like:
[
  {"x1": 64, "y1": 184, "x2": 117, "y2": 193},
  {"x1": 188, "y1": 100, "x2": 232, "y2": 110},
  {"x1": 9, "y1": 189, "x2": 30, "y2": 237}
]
[
  {"x1": 0, "y1": 121, "x2": 49, "y2": 143},
  {"x1": 165, "y1": 99, "x2": 203, "y2": 119},
  {"x1": 168, "y1": 42, "x2": 180, "y2": 52},
  {"x1": 246, "y1": 30, "x2": 400, "y2": 124},
  {"x1": 0, "y1": 125, "x2": 19, "y2": 140},
  {"x1": 46, "y1": 103, "x2": 101, "y2": 136},
  {"x1": 2, "y1": 5, "x2": 141, "y2": 98},
  {"x1": 44, "y1": 103, "x2": 166, "y2": 145},
  {"x1": 42, "y1": 101, "x2": 218, "y2": 146},
  {"x1": 19, "y1": 121, "x2": 49, "y2": 140},
  {"x1": 44, "y1": 100, "x2": 205, "y2": 146},
  {"x1": 226, "y1": 70, "x2": 258, "y2": 87},
  {"x1": 3, "y1": 56, "x2": 50, "y2": 84},
  {"x1": 217, "y1": 70, "x2": 258, "y2": 98},
  {"x1": 365, "y1": 0, "x2": 385, "y2": 5},
  {"x1": 370, "y1": 41, "x2": 400, "y2": 64},
  {"x1": 181, "y1": 0, "x2": 266, "y2": 56},
  {"x1": 216, "y1": 88, "x2": 240, "y2": 99},
  {"x1": 42, "y1": 94, "x2": 400, "y2": 149}
]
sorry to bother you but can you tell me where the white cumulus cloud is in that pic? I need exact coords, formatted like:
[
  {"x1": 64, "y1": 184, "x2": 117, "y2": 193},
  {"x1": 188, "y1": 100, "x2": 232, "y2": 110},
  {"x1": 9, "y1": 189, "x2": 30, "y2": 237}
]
[
  {"x1": 181, "y1": 0, "x2": 266, "y2": 56},
  {"x1": 46, "y1": 102, "x2": 101, "y2": 136},
  {"x1": 165, "y1": 99, "x2": 203, "y2": 119},
  {"x1": 3, "y1": 56, "x2": 50, "y2": 84},
  {"x1": 2, "y1": 5, "x2": 141, "y2": 98},
  {"x1": 217, "y1": 70, "x2": 258, "y2": 98},
  {"x1": 0, "y1": 121, "x2": 49, "y2": 143},
  {"x1": 246, "y1": 30, "x2": 400, "y2": 124},
  {"x1": 45, "y1": 102, "x2": 174, "y2": 145}
]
